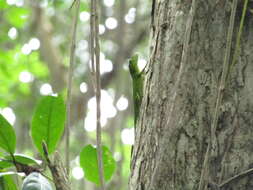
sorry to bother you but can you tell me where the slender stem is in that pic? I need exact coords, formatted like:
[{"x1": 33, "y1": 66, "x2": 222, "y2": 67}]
[
  {"x1": 219, "y1": 168, "x2": 253, "y2": 188},
  {"x1": 90, "y1": 0, "x2": 95, "y2": 74},
  {"x1": 10, "y1": 152, "x2": 18, "y2": 170},
  {"x1": 65, "y1": 0, "x2": 80, "y2": 176},
  {"x1": 94, "y1": 1, "x2": 105, "y2": 189},
  {"x1": 227, "y1": 0, "x2": 249, "y2": 80},
  {"x1": 90, "y1": 0, "x2": 105, "y2": 188},
  {"x1": 198, "y1": 0, "x2": 238, "y2": 189},
  {"x1": 210, "y1": 0, "x2": 237, "y2": 142},
  {"x1": 43, "y1": 142, "x2": 71, "y2": 190}
]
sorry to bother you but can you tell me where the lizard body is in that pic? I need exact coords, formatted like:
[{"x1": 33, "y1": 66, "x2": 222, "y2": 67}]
[{"x1": 129, "y1": 55, "x2": 144, "y2": 126}]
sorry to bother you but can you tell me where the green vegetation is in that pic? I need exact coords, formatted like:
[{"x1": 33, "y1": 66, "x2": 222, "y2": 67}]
[{"x1": 0, "y1": 0, "x2": 149, "y2": 189}]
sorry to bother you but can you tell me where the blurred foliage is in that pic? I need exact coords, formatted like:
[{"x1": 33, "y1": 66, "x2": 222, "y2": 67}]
[
  {"x1": 0, "y1": 0, "x2": 149, "y2": 189},
  {"x1": 0, "y1": 49, "x2": 48, "y2": 106},
  {"x1": 80, "y1": 145, "x2": 116, "y2": 185}
]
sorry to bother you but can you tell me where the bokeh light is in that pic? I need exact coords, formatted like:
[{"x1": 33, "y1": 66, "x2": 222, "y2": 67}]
[
  {"x1": 105, "y1": 17, "x2": 118, "y2": 30},
  {"x1": 99, "y1": 24, "x2": 106, "y2": 35},
  {"x1": 125, "y1": 8, "x2": 136, "y2": 24},
  {"x1": 84, "y1": 90, "x2": 117, "y2": 132},
  {"x1": 19, "y1": 71, "x2": 34, "y2": 83},
  {"x1": 79, "y1": 82, "x2": 88, "y2": 94},
  {"x1": 29, "y1": 38, "x2": 40, "y2": 51},
  {"x1": 8, "y1": 27, "x2": 18, "y2": 40},
  {"x1": 72, "y1": 166, "x2": 84, "y2": 180},
  {"x1": 21, "y1": 43, "x2": 31, "y2": 55},
  {"x1": 0, "y1": 107, "x2": 16, "y2": 125},
  {"x1": 40, "y1": 83, "x2": 53, "y2": 95},
  {"x1": 80, "y1": 11, "x2": 90, "y2": 22},
  {"x1": 103, "y1": 0, "x2": 115, "y2": 7},
  {"x1": 114, "y1": 152, "x2": 121, "y2": 162},
  {"x1": 116, "y1": 96, "x2": 128, "y2": 111},
  {"x1": 138, "y1": 58, "x2": 147, "y2": 71},
  {"x1": 121, "y1": 128, "x2": 134, "y2": 145}
]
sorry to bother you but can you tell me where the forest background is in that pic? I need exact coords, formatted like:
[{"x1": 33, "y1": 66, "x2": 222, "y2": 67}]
[{"x1": 0, "y1": 0, "x2": 149, "y2": 189}]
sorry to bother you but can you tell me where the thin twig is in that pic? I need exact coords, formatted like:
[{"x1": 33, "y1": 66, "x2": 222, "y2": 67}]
[
  {"x1": 42, "y1": 142, "x2": 71, "y2": 190},
  {"x1": 90, "y1": 0, "x2": 105, "y2": 189},
  {"x1": 219, "y1": 168, "x2": 253, "y2": 188},
  {"x1": 198, "y1": 0, "x2": 238, "y2": 189},
  {"x1": 89, "y1": 0, "x2": 96, "y2": 89},
  {"x1": 69, "y1": 0, "x2": 77, "y2": 10},
  {"x1": 227, "y1": 0, "x2": 249, "y2": 80},
  {"x1": 94, "y1": 2, "x2": 105, "y2": 190},
  {"x1": 210, "y1": 0, "x2": 237, "y2": 151},
  {"x1": 65, "y1": 0, "x2": 80, "y2": 176},
  {"x1": 218, "y1": 0, "x2": 249, "y2": 186}
]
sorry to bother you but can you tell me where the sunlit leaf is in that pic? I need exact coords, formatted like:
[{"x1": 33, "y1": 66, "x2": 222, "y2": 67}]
[
  {"x1": 28, "y1": 52, "x2": 49, "y2": 78},
  {"x1": 0, "y1": 160, "x2": 12, "y2": 170},
  {"x1": 80, "y1": 2, "x2": 89, "y2": 12},
  {"x1": 5, "y1": 8, "x2": 30, "y2": 28},
  {"x1": 0, "y1": 171, "x2": 23, "y2": 177},
  {"x1": 31, "y1": 96, "x2": 66, "y2": 156},
  {"x1": 0, "y1": 114, "x2": 16, "y2": 154},
  {"x1": 0, "y1": 1, "x2": 7, "y2": 10},
  {"x1": 0, "y1": 175, "x2": 18, "y2": 190},
  {"x1": 80, "y1": 144, "x2": 116, "y2": 186},
  {"x1": 11, "y1": 154, "x2": 42, "y2": 165},
  {"x1": 0, "y1": 154, "x2": 42, "y2": 169}
]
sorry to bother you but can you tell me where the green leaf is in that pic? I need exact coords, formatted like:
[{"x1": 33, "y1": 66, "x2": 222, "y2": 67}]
[
  {"x1": 0, "y1": 154, "x2": 41, "y2": 169},
  {"x1": 80, "y1": 2, "x2": 89, "y2": 12},
  {"x1": 0, "y1": 0, "x2": 7, "y2": 10},
  {"x1": 28, "y1": 52, "x2": 49, "y2": 78},
  {"x1": 0, "y1": 114, "x2": 16, "y2": 154},
  {"x1": 5, "y1": 7, "x2": 30, "y2": 28},
  {"x1": 31, "y1": 96, "x2": 66, "y2": 156},
  {"x1": 0, "y1": 171, "x2": 21, "y2": 177},
  {"x1": 11, "y1": 154, "x2": 42, "y2": 165},
  {"x1": 79, "y1": 144, "x2": 116, "y2": 186},
  {"x1": 0, "y1": 160, "x2": 12, "y2": 170},
  {"x1": 0, "y1": 175, "x2": 18, "y2": 190}
]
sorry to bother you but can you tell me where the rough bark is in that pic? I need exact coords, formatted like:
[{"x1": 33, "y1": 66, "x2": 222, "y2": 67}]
[{"x1": 130, "y1": 0, "x2": 253, "y2": 190}]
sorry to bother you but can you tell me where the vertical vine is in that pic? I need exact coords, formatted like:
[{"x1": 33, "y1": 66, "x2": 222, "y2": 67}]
[
  {"x1": 198, "y1": 0, "x2": 249, "y2": 188},
  {"x1": 65, "y1": 0, "x2": 80, "y2": 176},
  {"x1": 90, "y1": 0, "x2": 105, "y2": 189}
]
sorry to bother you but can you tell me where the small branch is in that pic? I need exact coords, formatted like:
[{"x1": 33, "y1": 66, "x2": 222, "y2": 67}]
[
  {"x1": 42, "y1": 142, "x2": 71, "y2": 190},
  {"x1": 65, "y1": 0, "x2": 80, "y2": 176},
  {"x1": 208, "y1": 168, "x2": 253, "y2": 189},
  {"x1": 94, "y1": 0, "x2": 105, "y2": 189},
  {"x1": 42, "y1": 142, "x2": 51, "y2": 165},
  {"x1": 198, "y1": 0, "x2": 244, "y2": 189},
  {"x1": 219, "y1": 168, "x2": 253, "y2": 188},
  {"x1": 227, "y1": 0, "x2": 249, "y2": 80},
  {"x1": 209, "y1": 0, "x2": 238, "y2": 153},
  {"x1": 89, "y1": 0, "x2": 96, "y2": 89},
  {"x1": 89, "y1": 0, "x2": 105, "y2": 189}
]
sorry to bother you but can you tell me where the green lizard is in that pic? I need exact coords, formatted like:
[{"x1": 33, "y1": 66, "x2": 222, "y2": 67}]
[{"x1": 129, "y1": 54, "x2": 145, "y2": 126}]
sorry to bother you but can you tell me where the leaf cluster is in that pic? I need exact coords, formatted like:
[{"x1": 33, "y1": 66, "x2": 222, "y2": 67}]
[{"x1": 0, "y1": 95, "x2": 116, "y2": 188}]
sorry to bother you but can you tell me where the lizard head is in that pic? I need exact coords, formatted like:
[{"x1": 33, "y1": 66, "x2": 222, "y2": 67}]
[{"x1": 129, "y1": 54, "x2": 139, "y2": 78}]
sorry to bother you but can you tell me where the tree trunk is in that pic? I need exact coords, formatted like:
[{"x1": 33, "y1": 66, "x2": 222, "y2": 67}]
[{"x1": 129, "y1": 1, "x2": 253, "y2": 189}]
